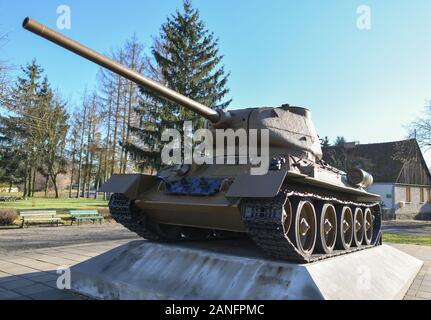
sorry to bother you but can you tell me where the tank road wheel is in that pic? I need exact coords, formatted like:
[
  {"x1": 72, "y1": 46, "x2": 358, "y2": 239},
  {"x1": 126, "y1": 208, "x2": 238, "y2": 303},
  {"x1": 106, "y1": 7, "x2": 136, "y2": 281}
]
[
  {"x1": 282, "y1": 199, "x2": 293, "y2": 237},
  {"x1": 336, "y1": 206, "x2": 353, "y2": 250},
  {"x1": 315, "y1": 203, "x2": 337, "y2": 254},
  {"x1": 353, "y1": 207, "x2": 365, "y2": 247},
  {"x1": 363, "y1": 208, "x2": 373, "y2": 245},
  {"x1": 288, "y1": 200, "x2": 317, "y2": 257}
]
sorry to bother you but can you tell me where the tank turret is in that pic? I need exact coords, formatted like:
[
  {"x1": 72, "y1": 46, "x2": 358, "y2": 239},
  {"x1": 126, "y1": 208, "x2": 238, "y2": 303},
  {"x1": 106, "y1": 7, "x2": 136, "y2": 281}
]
[{"x1": 24, "y1": 17, "x2": 382, "y2": 262}]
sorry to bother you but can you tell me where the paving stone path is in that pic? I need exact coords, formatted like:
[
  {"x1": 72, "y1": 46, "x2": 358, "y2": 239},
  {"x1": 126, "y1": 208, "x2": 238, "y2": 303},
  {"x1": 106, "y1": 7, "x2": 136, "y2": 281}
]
[
  {"x1": 390, "y1": 243, "x2": 431, "y2": 300},
  {"x1": 0, "y1": 239, "x2": 131, "y2": 300}
]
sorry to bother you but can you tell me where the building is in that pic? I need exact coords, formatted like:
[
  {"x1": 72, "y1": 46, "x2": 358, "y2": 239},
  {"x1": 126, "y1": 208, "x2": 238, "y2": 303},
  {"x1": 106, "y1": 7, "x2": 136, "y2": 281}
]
[{"x1": 322, "y1": 139, "x2": 431, "y2": 220}]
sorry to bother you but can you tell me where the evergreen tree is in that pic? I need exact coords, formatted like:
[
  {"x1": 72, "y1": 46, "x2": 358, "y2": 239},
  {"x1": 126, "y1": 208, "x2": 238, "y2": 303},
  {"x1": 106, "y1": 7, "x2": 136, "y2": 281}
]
[
  {"x1": 0, "y1": 60, "x2": 69, "y2": 197},
  {"x1": 334, "y1": 136, "x2": 347, "y2": 147},
  {"x1": 1, "y1": 60, "x2": 44, "y2": 196},
  {"x1": 127, "y1": 0, "x2": 231, "y2": 172},
  {"x1": 320, "y1": 136, "x2": 331, "y2": 147},
  {"x1": 0, "y1": 115, "x2": 27, "y2": 191}
]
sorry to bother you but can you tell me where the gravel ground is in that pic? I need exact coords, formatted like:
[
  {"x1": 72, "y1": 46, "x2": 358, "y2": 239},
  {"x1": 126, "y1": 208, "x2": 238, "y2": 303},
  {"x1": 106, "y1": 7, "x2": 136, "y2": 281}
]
[
  {"x1": 0, "y1": 222, "x2": 140, "y2": 254},
  {"x1": 382, "y1": 220, "x2": 431, "y2": 237}
]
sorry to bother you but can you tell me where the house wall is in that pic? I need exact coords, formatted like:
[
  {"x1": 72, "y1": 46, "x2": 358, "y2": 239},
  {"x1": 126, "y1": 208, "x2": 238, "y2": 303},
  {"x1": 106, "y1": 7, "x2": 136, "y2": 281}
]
[
  {"x1": 393, "y1": 184, "x2": 431, "y2": 220},
  {"x1": 367, "y1": 183, "x2": 394, "y2": 209}
]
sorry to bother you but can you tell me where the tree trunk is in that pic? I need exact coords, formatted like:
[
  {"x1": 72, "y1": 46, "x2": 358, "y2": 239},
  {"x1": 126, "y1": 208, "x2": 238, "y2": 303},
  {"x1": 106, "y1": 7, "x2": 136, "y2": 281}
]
[
  {"x1": 76, "y1": 103, "x2": 88, "y2": 198},
  {"x1": 23, "y1": 168, "x2": 27, "y2": 198},
  {"x1": 8, "y1": 181, "x2": 12, "y2": 193},
  {"x1": 44, "y1": 175, "x2": 49, "y2": 197},
  {"x1": 110, "y1": 75, "x2": 122, "y2": 176},
  {"x1": 123, "y1": 41, "x2": 137, "y2": 173},
  {"x1": 103, "y1": 87, "x2": 114, "y2": 200},
  {"x1": 123, "y1": 79, "x2": 134, "y2": 174},
  {"x1": 51, "y1": 174, "x2": 59, "y2": 199},
  {"x1": 69, "y1": 141, "x2": 77, "y2": 199},
  {"x1": 69, "y1": 166, "x2": 74, "y2": 198},
  {"x1": 27, "y1": 167, "x2": 32, "y2": 198},
  {"x1": 31, "y1": 167, "x2": 36, "y2": 197},
  {"x1": 94, "y1": 149, "x2": 103, "y2": 199},
  {"x1": 87, "y1": 150, "x2": 94, "y2": 199},
  {"x1": 83, "y1": 110, "x2": 93, "y2": 198},
  {"x1": 119, "y1": 93, "x2": 127, "y2": 173}
]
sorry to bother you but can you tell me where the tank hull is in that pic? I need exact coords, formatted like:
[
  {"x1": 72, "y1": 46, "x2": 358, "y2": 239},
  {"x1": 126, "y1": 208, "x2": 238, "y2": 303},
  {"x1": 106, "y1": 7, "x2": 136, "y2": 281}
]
[
  {"x1": 136, "y1": 193, "x2": 245, "y2": 232},
  {"x1": 121, "y1": 173, "x2": 379, "y2": 233}
]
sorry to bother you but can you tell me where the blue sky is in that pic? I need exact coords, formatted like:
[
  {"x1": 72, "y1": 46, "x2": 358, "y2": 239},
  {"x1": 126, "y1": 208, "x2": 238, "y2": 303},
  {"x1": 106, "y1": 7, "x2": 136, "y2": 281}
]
[{"x1": 1, "y1": 0, "x2": 431, "y2": 159}]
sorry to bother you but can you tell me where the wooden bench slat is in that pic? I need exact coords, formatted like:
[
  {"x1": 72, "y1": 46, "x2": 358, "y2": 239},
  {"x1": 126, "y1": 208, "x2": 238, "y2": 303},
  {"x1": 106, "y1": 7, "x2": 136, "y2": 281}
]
[
  {"x1": 71, "y1": 213, "x2": 99, "y2": 216},
  {"x1": 24, "y1": 217, "x2": 61, "y2": 221},
  {"x1": 75, "y1": 216, "x2": 103, "y2": 220},
  {"x1": 20, "y1": 211, "x2": 57, "y2": 216},
  {"x1": 70, "y1": 210, "x2": 98, "y2": 215},
  {"x1": 21, "y1": 214, "x2": 57, "y2": 218}
]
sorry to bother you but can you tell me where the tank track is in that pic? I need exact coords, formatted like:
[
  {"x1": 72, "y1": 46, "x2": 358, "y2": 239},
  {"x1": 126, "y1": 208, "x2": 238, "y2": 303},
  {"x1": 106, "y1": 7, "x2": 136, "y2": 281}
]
[
  {"x1": 242, "y1": 185, "x2": 382, "y2": 263},
  {"x1": 109, "y1": 193, "x2": 170, "y2": 242}
]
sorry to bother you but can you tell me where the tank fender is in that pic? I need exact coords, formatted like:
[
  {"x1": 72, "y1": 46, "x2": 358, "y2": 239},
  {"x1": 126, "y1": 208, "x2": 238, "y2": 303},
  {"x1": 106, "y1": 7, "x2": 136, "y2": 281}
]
[
  {"x1": 226, "y1": 167, "x2": 288, "y2": 198},
  {"x1": 98, "y1": 174, "x2": 157, "y2": 200}
]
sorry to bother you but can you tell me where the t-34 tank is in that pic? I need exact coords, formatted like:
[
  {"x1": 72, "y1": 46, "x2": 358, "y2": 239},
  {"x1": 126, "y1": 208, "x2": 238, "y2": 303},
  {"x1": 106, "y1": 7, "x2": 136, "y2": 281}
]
[{"x1": 24, "y1": 17, "x2": 382, "y2": 262}]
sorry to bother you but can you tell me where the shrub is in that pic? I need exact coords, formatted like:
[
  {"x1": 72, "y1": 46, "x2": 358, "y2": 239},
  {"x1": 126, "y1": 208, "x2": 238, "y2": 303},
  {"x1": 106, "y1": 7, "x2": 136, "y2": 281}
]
[
  {"x1": 98, "y1": 208, "x2": 112, "y2": 221},
  {"x1": 0, "y1": 209, "x2": 18, "y2": 226}
]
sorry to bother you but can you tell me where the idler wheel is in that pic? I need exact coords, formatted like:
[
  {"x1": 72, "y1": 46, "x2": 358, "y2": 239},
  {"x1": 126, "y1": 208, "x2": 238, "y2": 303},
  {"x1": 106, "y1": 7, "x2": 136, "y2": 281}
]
[
  {"x1": 363, "y1": 208, "x2": 373, "y2": 245},
  {"x1": 353, "y1": 207, "x2": 364, "y2": 247},
  {"x1": 315, "y1": 202, "x2": 338, "y2": 254},
  {"x1": 335, "y1": 206, "x2": 353, "y2": 250},
  {"x1": 288, "y1": 200, "x2": 317, "y2": 256}
]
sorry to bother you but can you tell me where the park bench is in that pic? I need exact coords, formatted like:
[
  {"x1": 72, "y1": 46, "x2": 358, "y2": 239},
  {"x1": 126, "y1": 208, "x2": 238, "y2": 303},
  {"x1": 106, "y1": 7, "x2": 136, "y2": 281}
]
[
  {"x1": 70, "y1": 210, "x2": 103, "y2": 225},
  {"x1": 19, "y1": 211, "x2": 61, "y2": 228}
]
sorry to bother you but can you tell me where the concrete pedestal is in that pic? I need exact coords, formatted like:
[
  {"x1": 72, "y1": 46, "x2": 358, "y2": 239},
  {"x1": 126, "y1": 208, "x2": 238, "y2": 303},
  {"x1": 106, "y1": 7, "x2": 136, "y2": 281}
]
[{"x1": 70, "y1": 239, "x2": 422, "y2": 300}]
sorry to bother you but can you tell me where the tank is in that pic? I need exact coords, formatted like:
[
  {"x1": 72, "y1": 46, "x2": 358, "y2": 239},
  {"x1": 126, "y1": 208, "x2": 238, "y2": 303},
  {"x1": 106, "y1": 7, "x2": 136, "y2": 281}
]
[{"x1": 23, "y1": 17, "x2": 382, "y2": 262}]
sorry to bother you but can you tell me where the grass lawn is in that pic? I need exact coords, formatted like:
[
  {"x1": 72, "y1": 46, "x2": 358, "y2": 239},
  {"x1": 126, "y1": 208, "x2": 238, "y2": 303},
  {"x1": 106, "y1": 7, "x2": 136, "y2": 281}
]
[
  {"x1": 0, "y1": 197, "x2": 109, "y2": 228},
  {"x1": 0, "y1": 197, "x2": 108, "y2": 213},
  {"x1": 383, "y1": 233, "x2": 431, "y2": 246}
]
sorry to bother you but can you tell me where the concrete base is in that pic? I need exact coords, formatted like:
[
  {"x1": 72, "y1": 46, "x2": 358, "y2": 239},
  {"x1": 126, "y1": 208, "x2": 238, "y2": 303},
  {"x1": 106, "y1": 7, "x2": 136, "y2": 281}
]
[{"x1": 70, "y1": 239, "x2": 423, "y2": 300}]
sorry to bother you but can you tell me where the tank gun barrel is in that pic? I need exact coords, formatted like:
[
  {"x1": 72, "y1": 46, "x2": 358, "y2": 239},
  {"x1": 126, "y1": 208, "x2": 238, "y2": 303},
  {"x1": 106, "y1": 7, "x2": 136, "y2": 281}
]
[{"x1": 22, "y1": 17, "x2": 221, "y2": 123}]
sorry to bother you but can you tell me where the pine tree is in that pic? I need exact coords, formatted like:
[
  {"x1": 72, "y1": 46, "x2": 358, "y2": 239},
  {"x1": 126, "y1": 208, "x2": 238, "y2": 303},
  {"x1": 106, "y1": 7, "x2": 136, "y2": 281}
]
[
  {"x1": 127, "y1": 0, "x2": 231, "y2": 172},
  {"x1": 0, "y1": 60, "x2": 69, "y2": 198},
  {"x1": 0, "y1": 116, "x2": 27, "y2": 191},
  {"x1": 2, "y1": 60, "x2": 44, "y2": 197}
]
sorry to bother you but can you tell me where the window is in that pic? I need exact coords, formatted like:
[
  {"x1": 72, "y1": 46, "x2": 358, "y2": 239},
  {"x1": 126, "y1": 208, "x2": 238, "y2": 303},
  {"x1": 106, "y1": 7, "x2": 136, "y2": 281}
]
[
  {"x1": 420, "y1": 188, "x2": 425, "y2": 203},
  {"x1": 406, "y1": 186, "x2": 411, "y2": 203},
  {"x1": 428, "y1": 189, "x2": 431, "y2": 203}
]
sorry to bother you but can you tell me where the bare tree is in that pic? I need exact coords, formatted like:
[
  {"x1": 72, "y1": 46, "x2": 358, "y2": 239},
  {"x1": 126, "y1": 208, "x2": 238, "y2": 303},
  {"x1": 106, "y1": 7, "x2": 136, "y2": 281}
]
[
  {"x1": 76, "y1": 97, "x2": 88, "y2": 198},
  {"x1": 0, "y1": 31, "x2": 10, "y2": 100},
  {"x1": 68, "y1": 112, "x2": 81, "y2": 197},
  {"x1": 409, "y1": 101, "x2": 431, "y2": 150},
  {"x1": 43, "y1": 97, "x2": 69, "y2": 198},
  {"x1": 121, "y1": 35, "x2": 146, "y2": 173},
  {"x1": 99, "y1": 49, "x2": 127, "y2": 177}
]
